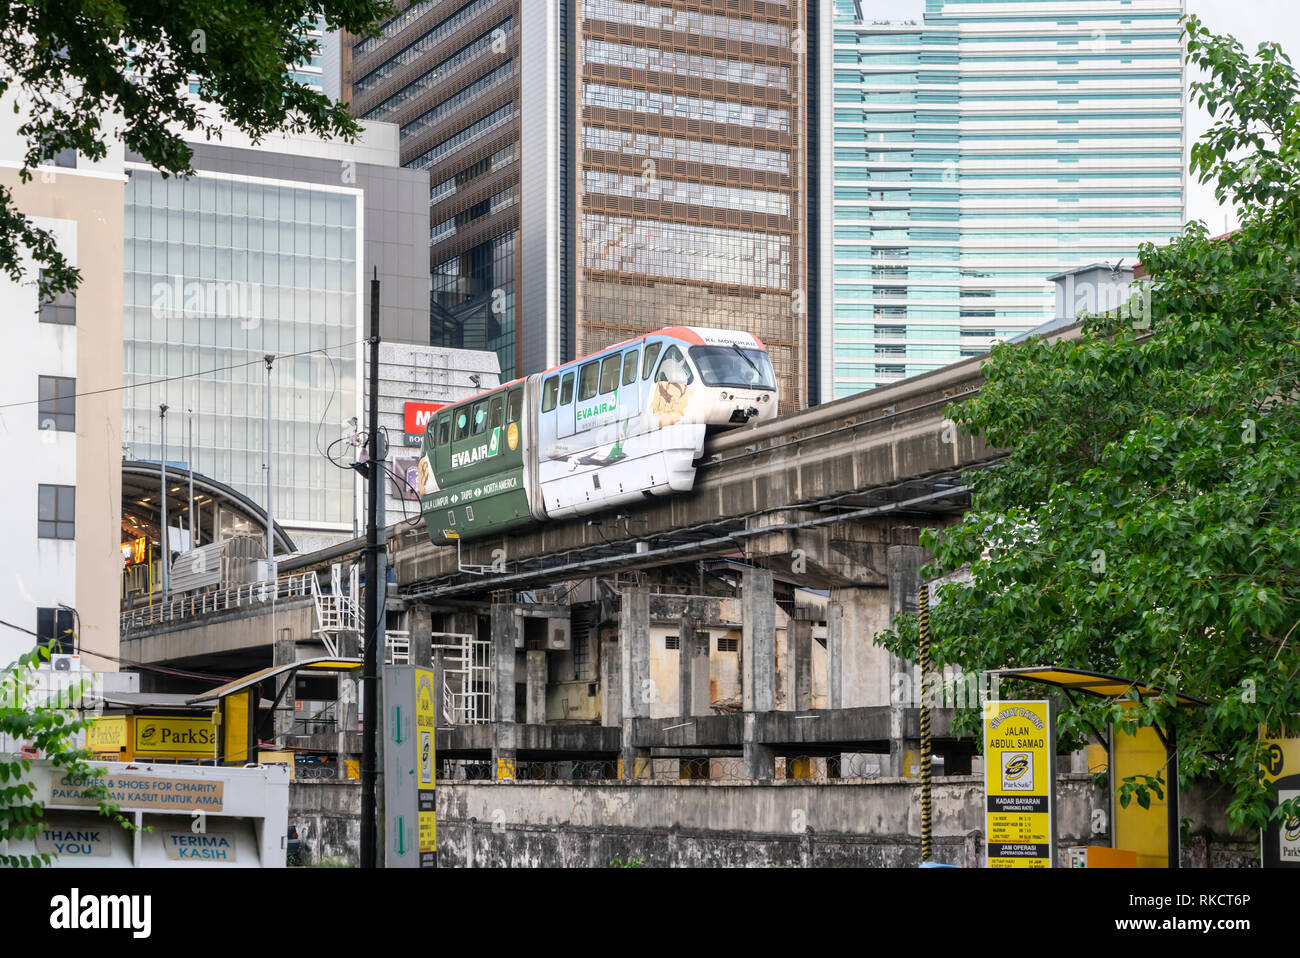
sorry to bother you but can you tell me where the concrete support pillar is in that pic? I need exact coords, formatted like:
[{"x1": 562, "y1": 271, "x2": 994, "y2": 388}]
[
  {"x1": 677, "y1": 612, "x2": 697, "y2": 720},
  {"x1": 408, "y1": 604, "x2": 432, "y2": 668},
  {"x1": 742, "y1": 569, "x2": 776, "y2": 780},
  {"x1": 600, "y1": 638, "x2": 621, "y2": 727},
  {"x1": 619, "y1": 587, "x2": 651, "y2": 779},
  {"x1": 687, "y1": 623, "x2": 711, "y2": 717},
  {"x1": 490, "y1": 604, "x2": 520, "y2": 779},
  {"x1": 793, "y1": 617, "x2": 813, "y2": 712},
  {"x1": 743, "y1": 713, "x2": 775, "y2": 781},
  {"x1": 272, "y1": 632, "x2": 296, "y2": 741},
  {"x1": 525, "y1": 650, "x2": 547, "y2": 725},
  {"x1": 741, "y1": 568, "x2": 775, "y2": 713},
  {"x1": 829, "y1": 585, "x2": 893, "y2": 708},
  {"x1": 826, "y1": 601, "x2": 843, "y2": 710},
  {"x1": 888, "y1": 545, "x2": 924, "y2": 778}
]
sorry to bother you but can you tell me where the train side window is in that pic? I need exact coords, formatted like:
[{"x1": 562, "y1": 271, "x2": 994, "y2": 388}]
[
  {"x1": 560, "y1": 373, "x2": 574, "y2": 405},
  {"x1": 622, "y1": 350, "x2": 639, "y2": 385},
  {"x1": 507, "y1": 388, "x2": 522, "y2": 423},
  {"x1": 654, "y1": 345, "x2": 694, "y2": 384},
  {"x1": 471, "y1": 400, "x2": 488, "y2": 435},
  {"x1": 437, "y1": 415, "x2": 450, "y2": 446},
  {"x1": 642, "y1": 342, "x2": 662, "y2": 379},
  {"x1": 453, "y1": 407, "x2": 470, "y2": 441},
  {"x1": 578, "y1": 362, "x2": 599, "y2": 401},
  {"x1": 541, "y1": 376, "x2": 558, "y2": 413},
  {"x1": 489, "y1": 395, "x2": 504, "y2": 430},
  {"x1": 599, "y1": 355, "x2": 621, "y2": 394}
]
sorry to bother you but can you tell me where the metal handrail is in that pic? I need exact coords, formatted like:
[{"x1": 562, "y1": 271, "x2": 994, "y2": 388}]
[{"x1": 119, "y1": 571, "x2": 319, "y2": 632}]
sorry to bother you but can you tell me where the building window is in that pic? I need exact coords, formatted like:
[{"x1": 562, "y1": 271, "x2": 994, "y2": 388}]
[
  {"x1": 37, "y1": 607, "x2": 75, "y2": 654},
  {"x1": 665, "y1": 635, "x2": 679, "y2": 650},
  {"x1": 38, "y1": 376, "x2": 75, "y2": 432},
  {"x1": 38, "y1": 271, "x2": 76, "y2": 325},
  {"x1": 53, "y1": 148, "x2": 76, "y2": 168},
  {"x1": 717, "y1": 636, "x2": 738, "y2": 653},
  {"x1": 38, "y1": 484, "x2": 75, "y2": 539}
]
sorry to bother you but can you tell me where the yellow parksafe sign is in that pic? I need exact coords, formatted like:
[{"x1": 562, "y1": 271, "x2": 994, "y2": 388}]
[
  {"x1": 984, "y1": 700, "x2": 1056, "y2": 868},
  {"x1": 85, "y1": 715, "x2": 127, "y2": 753},
  {"x1": 1261, "y1": 726, "x2": 1300, "y2": 868},
  {"x1": 415, "y1": 667, "x2": 437, "y2": 867},
  {"x1": 134, "y1": 715, "x2": 217, "y2": 757}
]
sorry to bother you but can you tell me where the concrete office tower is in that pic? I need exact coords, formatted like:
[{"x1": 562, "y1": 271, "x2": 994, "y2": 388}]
[
  {"x1": 0, "y1": 100, "x2": 125, "y2": 669},
  {"x1": 342, "y1": 0, "x2": 816, "y2": 408},
  {"x1": 121, "y1": 116, "x2": 431, "y2": 550},
  {"x1": 823, "y1": 0, "x2": 1185, "y2": 398}
]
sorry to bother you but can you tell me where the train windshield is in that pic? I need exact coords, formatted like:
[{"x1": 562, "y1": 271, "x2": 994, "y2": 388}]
[{"x1": 689, "y1": 346, "x2": 776, "y2": 390}]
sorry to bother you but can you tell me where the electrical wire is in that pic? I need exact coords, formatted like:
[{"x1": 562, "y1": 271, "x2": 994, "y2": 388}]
[{"x1": 0, "y1": 337, "x2": 367, "y2": 411}]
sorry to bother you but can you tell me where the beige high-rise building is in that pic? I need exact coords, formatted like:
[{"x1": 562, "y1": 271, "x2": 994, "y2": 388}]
[{"x1": 0, "y1": 101, "x2": 124, "y2": 671}]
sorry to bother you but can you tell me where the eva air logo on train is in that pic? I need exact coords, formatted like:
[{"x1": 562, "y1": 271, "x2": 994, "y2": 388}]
[
  {"x1": 576, "y1": 395, "x2": 617, "y2": 424},
  {"x1": 451, "y1": 429, "x2": 501, "y2": 469}
]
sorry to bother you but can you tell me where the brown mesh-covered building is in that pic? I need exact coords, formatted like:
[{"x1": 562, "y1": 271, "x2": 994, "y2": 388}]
[{"x1": 342, "y1": 0, "x2": 817, "y2": 411}]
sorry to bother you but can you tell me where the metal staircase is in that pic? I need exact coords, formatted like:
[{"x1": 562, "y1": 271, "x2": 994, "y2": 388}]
[{"x1": 311, "y1": 563, "x2": 361, "y2": 657}]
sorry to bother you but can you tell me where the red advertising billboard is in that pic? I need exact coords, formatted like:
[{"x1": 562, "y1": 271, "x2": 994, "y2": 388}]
[{"x1": 403, "y1": 401, "x2": 447, "y2": 446}]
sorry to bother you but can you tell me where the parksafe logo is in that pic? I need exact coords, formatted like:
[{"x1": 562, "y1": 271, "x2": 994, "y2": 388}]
[
  {"x1": 1001, "y1": 752, "x2": 1034, "y2": 791},
  {"x1": 50, "y1": 888, "x2": 151, "y2": 938}
]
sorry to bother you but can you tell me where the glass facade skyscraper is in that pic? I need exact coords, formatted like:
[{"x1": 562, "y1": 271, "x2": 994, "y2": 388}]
[
  {"x1": 122, "y1": 169, "x2": 362, "y2": 534},
  {"x1": 828, "y1": 0, "x2": 1185, "y2": 398},
  {"x1": 574, "y1": 0, "x2": 809, "y2": 411}
]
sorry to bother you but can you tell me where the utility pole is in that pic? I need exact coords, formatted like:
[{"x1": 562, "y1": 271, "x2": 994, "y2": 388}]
[
  {"x1": 360, "y1": 268, "x2": 383, "y2": 868},
  {"x1": 159, "y1": 403, "x2": 169, "y2": 603},
  {"x1": 264, "y1": 354, "x2": 276, "y2": 568}
]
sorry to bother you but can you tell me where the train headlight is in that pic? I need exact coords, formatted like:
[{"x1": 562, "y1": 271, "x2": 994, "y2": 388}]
[
  {"x1": 759, "y1": 394, "x2": 769, "y2": 402},
  {"x1": 720, "y1": 391, "x2": 729, "y2": 401}
]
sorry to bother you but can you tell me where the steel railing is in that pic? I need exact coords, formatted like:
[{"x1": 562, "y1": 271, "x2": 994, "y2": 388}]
[{"x1": 120, "y1": 572, "x2": 319, "y2": 632}]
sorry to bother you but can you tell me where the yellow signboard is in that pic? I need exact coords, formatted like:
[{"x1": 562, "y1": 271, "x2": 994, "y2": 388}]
[
  {"x1": 86, "y1": 715, "x2": 127, "y2": 753},
  {"x1": 134, "y1": 715, "x2": 217, "y2": 757},
  {"x1": 1262, "y1": 727, "x2": 1300, "y2": 868},
  {"x1": 415, "y1": 667, "x2": 437, "y2": 867},
  {"x1": 983, "y1": 700, "x2": 1056, "y2": 868}
]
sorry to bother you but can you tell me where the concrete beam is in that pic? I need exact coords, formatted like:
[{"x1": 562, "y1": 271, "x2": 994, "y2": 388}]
[
  {"x1": 794, "y1": 617, "x2": 813, "y2": 713},
  {"x1": 826, "y1": 601, "x2": 843, "y2": 710},
  {"x1": 408, "y1": 604, "x2": 432, "y2": 667},
  {"x1": 490, "y1": 603, "x2": 521, "y2": 779},
  {"x1": 272, "y1": 632, "x2": 296, "y2": 742}
]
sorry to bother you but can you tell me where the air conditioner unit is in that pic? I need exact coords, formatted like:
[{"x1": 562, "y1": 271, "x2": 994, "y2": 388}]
[{"x1": 51, "y1": 654, "x2": 82, "y2": 672}]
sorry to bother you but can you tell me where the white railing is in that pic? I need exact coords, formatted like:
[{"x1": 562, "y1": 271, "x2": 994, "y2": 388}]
[
  {"x1": 120, "y1": 572, "x2": 319, "y2": 632},
  {"x1": 434, "y1": 631, "x2": 491, "y2": 725},
  {"x1": 386, "y1": 631, "x2": 410, "y2": 665}
]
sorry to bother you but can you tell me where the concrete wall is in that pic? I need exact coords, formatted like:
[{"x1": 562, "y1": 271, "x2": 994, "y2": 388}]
[
  {"x1": 435, "y1": 774, "x2": 1101, "y2": 868},
  {"x1": 288, "y1": 773, "x2": 1258, "y2": 868}
]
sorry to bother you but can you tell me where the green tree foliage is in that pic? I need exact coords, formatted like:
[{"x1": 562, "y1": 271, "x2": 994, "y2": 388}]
[
  {"x1": 0, "y1": 646, "x2": 132, "y2": 866},
  {"x1": 0, "y1": 0, "x2": 392, "y2": 301},
  {"x1": 880, "y1": 16, "x2": 1300, "y2": 832}
]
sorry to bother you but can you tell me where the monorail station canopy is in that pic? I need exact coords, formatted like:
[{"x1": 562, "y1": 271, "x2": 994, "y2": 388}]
[{"x1": 120, "y1": 460, "x2": 296, "y2": 558}]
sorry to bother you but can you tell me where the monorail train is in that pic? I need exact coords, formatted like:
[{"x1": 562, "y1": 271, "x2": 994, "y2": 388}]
[{"x1": 416, "y1": 326, "x2": 778, "y2": 542}]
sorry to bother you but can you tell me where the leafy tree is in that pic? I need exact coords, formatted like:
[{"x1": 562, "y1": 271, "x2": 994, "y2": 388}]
[
  {"x1": 0, "y1": 645, "x2": 132, "y2": 866},
  {"x1": 0, "y1": 0, "x2": 391, "y2": 302},
  {"x1": 880, "y1": 15, "x2": 1300, "y2": 834}
]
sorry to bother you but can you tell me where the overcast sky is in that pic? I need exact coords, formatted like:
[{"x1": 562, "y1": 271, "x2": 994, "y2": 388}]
[{"x1": 858, "y1": 0, "x2": 1300, "y2": 230}]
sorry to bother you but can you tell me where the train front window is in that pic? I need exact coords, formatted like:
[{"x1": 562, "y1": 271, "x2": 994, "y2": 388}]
[
  {"x1": 541, "y1": 377, "x2": 558, "y2": 413},
  {"x1": 507, "y1": 388, "x2": 522, "y2": 422},
  {"x1": 622, "y1": 350, "x2": 639, "y2": 385},
  {"x1": 689, "y1": 346, "x2": 775, "y2": 390},
  {"x1": 642, "y1": 342, "x2": 662, "y2": 379},
  {"x1": 654, "y1": 346, "x2": 694, "y2": 385},
  {"x1": 599, "y1": 355, "x2": 621, "y2": 394},
  {"x1": 453, "y1": 408, "x2": 470, "y2": 441},
  {"x1": 471, "y1": 401, "x2": 488, "y2": 435},
  {"x1": 437, "y1": 415, "x2": 450, "y2": 446},
  {"x1": 560, "y1": 373, "x2": 574, "y2": 405},
  {"x1": 489, "y1": 396, "x2": 504, "y2": 430}
]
